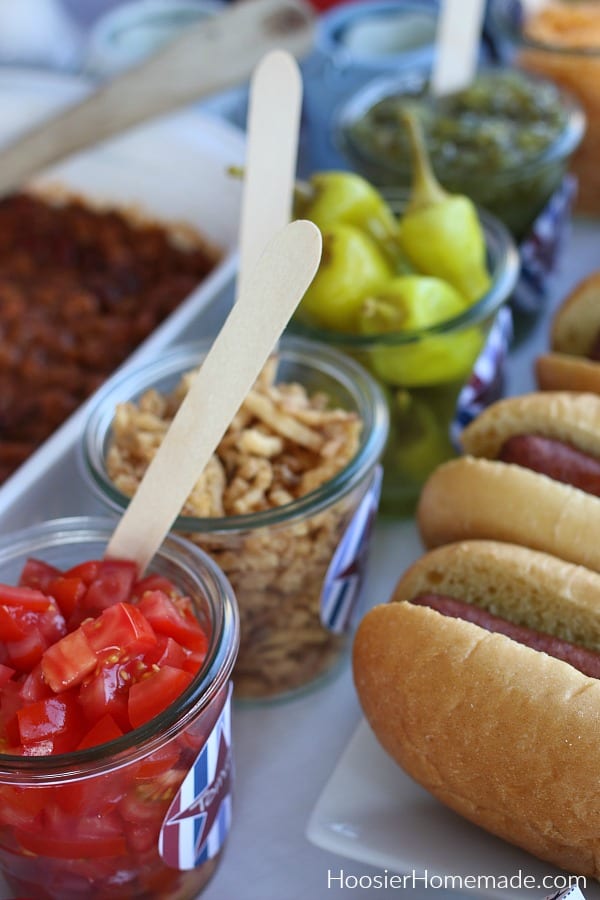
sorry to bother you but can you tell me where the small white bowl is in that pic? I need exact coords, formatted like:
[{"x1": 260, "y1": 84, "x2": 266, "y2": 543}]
[{"x1": 86, "y1": 0, "x2": 224, "y2": 78}]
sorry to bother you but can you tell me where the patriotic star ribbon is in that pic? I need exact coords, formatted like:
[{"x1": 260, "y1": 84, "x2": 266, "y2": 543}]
[{"x1": 159, "y1": 683, "x2": 233, "y2": 870}]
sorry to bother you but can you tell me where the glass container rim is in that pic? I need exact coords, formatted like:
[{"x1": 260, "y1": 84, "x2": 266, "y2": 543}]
[
  {"x1": 0, "y1": 516, "x2": 239, "y2": 780},
  {"x1": 290, "y1": 206, "x2": 519, "y2": 349},
  {"x1": 334, "y1": 64, "x2": 586, "y2": 183},
  {"x1": 489, "y1": 0, "x2": 600, "y2": 58},
  {"x1": 316, "y1": 0, "x2": 438, "y2": 61},
  {"x1": 93, "y1": 0, "x2": 223, "y2": 44},
  {"x1": 80, "y1": 336, "x2": 389, "y2": 532}
]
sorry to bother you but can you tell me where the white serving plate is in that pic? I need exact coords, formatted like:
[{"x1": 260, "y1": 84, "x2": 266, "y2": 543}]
[
  {"x1": 308, "y1": 719, "x2": 600, "y2": 900},
  {"x1": 0, "y1": 67, "x2": 244, "y2": 533}
]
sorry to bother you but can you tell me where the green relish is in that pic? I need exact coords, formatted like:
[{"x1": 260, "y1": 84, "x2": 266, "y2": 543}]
[{"x1": 343, "y1": 69, "x2": 582, "y2": 237}]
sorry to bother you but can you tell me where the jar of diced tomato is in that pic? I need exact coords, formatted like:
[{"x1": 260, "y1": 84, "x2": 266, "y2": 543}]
[{"x1": 0, "y1": 517, "x2": 239, "y2": 900}]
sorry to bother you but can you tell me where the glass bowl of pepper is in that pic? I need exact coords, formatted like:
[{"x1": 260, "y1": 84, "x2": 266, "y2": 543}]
[
  {"x1": 0, "y1": 516, "x2": 239, "y2": 900},
  {"x1": 334, "y1": 66, "x2": 585, "y2": 241},
  {"x1": 288, "y1": 131, "x2": 520, "y2": 517}
]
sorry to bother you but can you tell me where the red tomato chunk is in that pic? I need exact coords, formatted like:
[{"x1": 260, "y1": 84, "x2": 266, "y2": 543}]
[{"x1": 0, "y1": 557, "x2": 210, "y2": 756}]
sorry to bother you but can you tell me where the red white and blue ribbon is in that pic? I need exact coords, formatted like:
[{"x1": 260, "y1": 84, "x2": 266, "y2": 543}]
[
  {"x1": 320, "y1": 465, "x2": 382, "y2": 635},
  {"x1": 513, "y1": 174, "x2": 577, "y2": 316},
  {"x1": 159, "y1": 684, "x2": 233, "y2": 870},
  {"x1": 451, "y1": 304, "x2": 513, "y2": 445},
  {"x1": 544, "y1": 888, "x2": 587, "y2": 900}
]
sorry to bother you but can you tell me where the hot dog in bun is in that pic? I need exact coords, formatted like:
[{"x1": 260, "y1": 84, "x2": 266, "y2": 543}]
[
  {"x1": 417, "y1": 392, "x2": 600, "y2": 571},
  {"x1": 537, "y1": 271, "x2": 600, "y2": 393},
  {"x1": 353, "y1": 539, "x2": 600, "y2": 877}
]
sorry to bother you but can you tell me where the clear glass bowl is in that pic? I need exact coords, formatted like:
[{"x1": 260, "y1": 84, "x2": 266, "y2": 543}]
[
  {"x1": 80, "y1": 337, "x2": 389, "y2": 702},
  {"x1": 290, "y1": 208, "x2": 520, "y2": 518},
  {"x1": 0, "y1": 516, "x2": 239, "y2": 900},
  {"x1": 335, "y1": 65, "x2": 585, "y2": 238},
  {"x1": 489, "y1": 0, "x2": 600, "y2": 217}
]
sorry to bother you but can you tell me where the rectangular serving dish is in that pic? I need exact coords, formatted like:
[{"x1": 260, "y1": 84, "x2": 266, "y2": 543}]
[{"x1": 0, "y1": 68, "x2": 245, "y2": 534}]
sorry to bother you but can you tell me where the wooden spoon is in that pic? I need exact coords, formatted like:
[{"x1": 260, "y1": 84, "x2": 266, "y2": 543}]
[
  {"x1": 0, "y1": 0, "x2": 314, "y2": 196},
  {"x1": 106, "y1": 219, "x2": 322, "y2": 573}
]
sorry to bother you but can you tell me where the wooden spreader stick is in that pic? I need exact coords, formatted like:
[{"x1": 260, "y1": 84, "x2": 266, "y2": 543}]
[{"x1": 106, "y1": 220, "x2": 322, "y2": 573}]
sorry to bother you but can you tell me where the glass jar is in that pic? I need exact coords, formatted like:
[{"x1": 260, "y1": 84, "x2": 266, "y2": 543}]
[
  {"x1": 335, "y1": 65, "x2": 585, "y2": 239},
  {"x1": 489, "y1": 0, "x2": 600, "y2": 216},
  {"x1": 85, "y1": 0, "x2": 225, "y2": 78},
  {"x1": 0, "y1": 517, "x2": 239, "y2": 900},
  {"x1": 80, "y1": 337, "x2": 389, "y2": 702},
  {"x1": 290, "y1": 210, "x2": 519, "y2": 517},
  {"x1": 301, "y1": 0, "x2": 437, "y2": 170}
]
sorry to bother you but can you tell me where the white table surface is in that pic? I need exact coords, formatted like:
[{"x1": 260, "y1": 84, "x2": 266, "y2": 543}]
[{"x1": 198, "y1": 216, "x2": 600, "y2": 900}]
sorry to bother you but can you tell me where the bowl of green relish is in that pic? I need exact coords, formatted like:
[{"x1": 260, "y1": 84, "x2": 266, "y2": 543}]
[{"x1": 335, "y1": 67, "x2": 585, "y2": 239}]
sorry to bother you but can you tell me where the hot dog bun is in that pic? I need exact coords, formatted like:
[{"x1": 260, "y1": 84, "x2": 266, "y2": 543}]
[
  {"x1": 353, "y1": 540, "x2": 600, "y2": 877},
  {"x1": 536, "y1": 271, "x2": 600, "y2": 393},
  {"x1": 536, "y1": 352, "x2": 600, "y2": 393},
  {"x1": 550, "y1": 270, "x2": 600, "y2": 356},
  {"x1": 460, "y1": 390, "x2": 600, "y2": 458},
  {"x1": 416, "y1": 392, "x2": 600, "y2": 570},
  {"x1": 416, "y1": 455, "x2": 600, "y2": 571}
]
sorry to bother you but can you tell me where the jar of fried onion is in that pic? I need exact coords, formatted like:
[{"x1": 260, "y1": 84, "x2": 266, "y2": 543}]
[{"x1": 80, "y1": 338, "x2": 389, "y2": 702}]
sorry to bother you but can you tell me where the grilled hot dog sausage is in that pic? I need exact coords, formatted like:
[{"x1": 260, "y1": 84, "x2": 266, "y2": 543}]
[{"x1": 411, "y1": 593, "x2": 600, "y2": 679}]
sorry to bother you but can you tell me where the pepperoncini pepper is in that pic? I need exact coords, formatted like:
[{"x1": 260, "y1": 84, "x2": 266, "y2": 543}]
[
  {"x1": 293, "y1": 170, "x2": 409, "y2": 271},
  {"x1": 297, "y1": 223, "x2": 394, "y2": 332},
  {"x1": 356, "y1": 275, "x2": 484, "y2": 386},
  {"x1": 398, "y1": 108, "x2": 491, "y2": 304}
]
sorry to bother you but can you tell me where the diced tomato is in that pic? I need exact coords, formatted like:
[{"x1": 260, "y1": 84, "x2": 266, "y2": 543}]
[
  {"x1": 137, "y1": 590, "x2": 208, "y2": 653},
  {"x1": 78, "y1": 658, "x2": 141, "y2": 732},
  {"x1": 5, "y1": 627, "x2": 47, "y2": 672},
  {"x1": 126, "y1": 823, "x2": 157, "y2": 854},
  {"x1": 83, "y1": 559, "x2": 139, "y2": 612},
  {"x1": 134, "y1": 573, "x2": 177, "y2": 598},
  {"x1": 128, "y1": 666, "x2": 193, "y2": 729},
  {"x1": 131, "y1": 743, "x2": 182, "y2": 779},
  {"x1": 0, "y1": 784, "x2": 50, "y2": 829},
  {"x1": 0, "y1": 605, "x2": 28, "y2": 641},
  {"x1": 77, "y1": 713, "x2": 124, "y2": 750},
  {"x1": 21, "y1": 730, "x2": 81, "y2": 756},
  {"x1": 47, "y1": 575, "x2": 86, "y2": 618},
  {"x1": 119, "y1": 788, "x2": 168, "y2": 827},
  {"x1": 35, "y1": 805, "x2": 129, "y2": 859},
  {"x1": 41, "y1": 628, "x2": 97, "y2": 692},
  {"x1": 17, "y1": 691, "x2": 79, "y2": 743},
  {"x1": 35, "y1": 601, "x2": 66, "y2": 645},
  {"x1": 0, "y1": 677, "x2": 23, "y2": 737},
  {"x1": 181, "y1": 649, "x2": 206, "y2": 677},
  {"x1": 18, "y1": 558, "x2": 61, "y2": 592},
  {"x1": 0, "y1": 584, "x2": 53, "y2": 611},
  {"x1": 144, "y1": 635, "x2": 186, "y2": 669},
  {"x1": 83, "y1": 602, "x2": 156, "y2": 658},
  {"x1": 20, "y1": 664, "x2": 51, "y2": 702},
  {"x1": 3, "y1": 713, "x2": 20, "y2": 748},
  {"x1": 57, "y1": 769, "x2": 128, "y2": 817},
  {"x1": 0, "y1": 662, "x2": 15, "y2": 686},
  {"x1": 63, "y1": 559, "x2": 101, "y2": 585}
]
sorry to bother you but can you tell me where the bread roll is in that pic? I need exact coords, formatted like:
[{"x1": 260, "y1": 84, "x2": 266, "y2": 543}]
[
  {"x1": 353, "y1": 540, "x2": 600, "y2": 878},
  {"x1": 551, "y1": 270, "x2": 600, "y2": 356},
  {"x1": 416, "y1": 456, "x2": 600, "y2": 572},
  {"x1": 535, "y1": 272, "x2": 600, "y2": 394},
  {"x1": 460, "y1": 390, "x2": 600, "y2": 458},
  {"x1": 536, "y1": 352, "x2": 600, "y2": 393}
]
